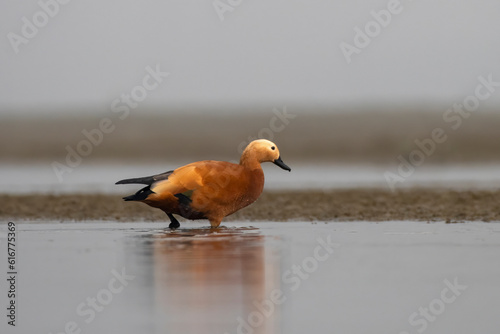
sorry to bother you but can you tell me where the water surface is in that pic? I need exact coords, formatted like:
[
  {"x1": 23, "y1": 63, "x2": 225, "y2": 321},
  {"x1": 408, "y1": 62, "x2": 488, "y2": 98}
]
[
  {"x1": 0, "y1": 221, "x2": 498, "y2": 334},
  {"x1": 4, "y1": 163, "x2": 500, "y2": 193}
]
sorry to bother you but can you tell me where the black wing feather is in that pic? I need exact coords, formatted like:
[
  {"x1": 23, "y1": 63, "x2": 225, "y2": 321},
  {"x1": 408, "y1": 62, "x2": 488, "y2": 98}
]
[{"x1": 116, "y1": 170, "x2": 174, "y2": 185}]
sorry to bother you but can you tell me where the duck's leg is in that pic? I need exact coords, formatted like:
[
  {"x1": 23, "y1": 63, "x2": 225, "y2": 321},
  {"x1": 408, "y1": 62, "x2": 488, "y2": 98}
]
[
  {"x1": 209, "y1": 218, "x2": 222, "y2": 228},
  {"x1": 167, "y1": 213, "x2": 180, "y2": 229}
]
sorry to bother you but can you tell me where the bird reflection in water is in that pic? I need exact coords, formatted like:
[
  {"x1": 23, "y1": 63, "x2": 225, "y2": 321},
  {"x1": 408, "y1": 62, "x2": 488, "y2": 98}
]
[{"x1": 151, "y1": 226, "x2": 281, "y2": 334}]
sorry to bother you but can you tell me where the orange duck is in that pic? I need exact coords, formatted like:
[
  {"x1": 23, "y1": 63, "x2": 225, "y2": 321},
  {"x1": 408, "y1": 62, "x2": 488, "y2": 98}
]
[{"x1": 116, "y1": 139, "x2": 291, "y2": 228}]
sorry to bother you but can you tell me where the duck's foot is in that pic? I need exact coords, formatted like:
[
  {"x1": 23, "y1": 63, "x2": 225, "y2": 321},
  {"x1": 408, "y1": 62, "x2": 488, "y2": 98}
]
[
  {"x1": 169, "y1": 221, "x2": 180, "y2": 229},
  {"x1": 167, "y1": 213, "x2": 180, "y2": 229}
]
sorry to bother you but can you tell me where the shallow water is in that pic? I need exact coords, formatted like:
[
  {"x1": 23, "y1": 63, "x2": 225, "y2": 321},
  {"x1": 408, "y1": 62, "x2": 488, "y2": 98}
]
[
  {"x1": 4, "y1": 163, "x2": 500, "y2": 194},
  {"x1": 0, "y1": 221, "x2": 499, "y2": 334}
]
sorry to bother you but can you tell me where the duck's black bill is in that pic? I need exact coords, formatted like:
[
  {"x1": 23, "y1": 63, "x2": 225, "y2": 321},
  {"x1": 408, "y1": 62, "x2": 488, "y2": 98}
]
[{"x1": 273, "y1": 156, "x2": 291, "y2": 172}]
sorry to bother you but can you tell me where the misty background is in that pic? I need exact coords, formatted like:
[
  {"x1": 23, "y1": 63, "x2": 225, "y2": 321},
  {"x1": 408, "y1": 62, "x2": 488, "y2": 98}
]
[
  {"x1": 1, "y1": 0, "x2": 500, "y2": 111},
  {"x1": 1, "y1": 0, "x2": 500, "y2": 182}
]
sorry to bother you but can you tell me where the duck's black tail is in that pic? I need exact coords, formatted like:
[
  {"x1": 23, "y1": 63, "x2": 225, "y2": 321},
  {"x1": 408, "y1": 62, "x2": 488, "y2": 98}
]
[
  {"x1": 122, "y1": 186, "x2": 154, "y2": 201},
  {"x1": 116, "y1": 170, "x2": 174, "y2": 186},
  {"x1": 116, "y1": 176, "x2": 155, "y2": 185},
  {"x1": 116, "y1": 170, "x2": 173, "y2": 201}
]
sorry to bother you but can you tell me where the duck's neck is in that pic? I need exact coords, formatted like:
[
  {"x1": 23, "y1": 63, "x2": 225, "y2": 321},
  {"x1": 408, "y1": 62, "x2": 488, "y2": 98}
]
[{"x1": 240, "y1": 151, "x2": 262, "y2": 171}]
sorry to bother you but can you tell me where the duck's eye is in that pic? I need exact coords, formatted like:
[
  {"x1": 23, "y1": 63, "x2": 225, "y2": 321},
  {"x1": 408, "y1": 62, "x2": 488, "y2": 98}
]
[{"x1": 271, "y1": 146, "x2": 275, "y2": 150}]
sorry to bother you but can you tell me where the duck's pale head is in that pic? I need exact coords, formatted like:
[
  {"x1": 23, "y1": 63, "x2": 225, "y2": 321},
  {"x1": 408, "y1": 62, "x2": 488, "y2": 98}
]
[{"x1": 241, "y1": 139, "x2": 291, "y2": 171}]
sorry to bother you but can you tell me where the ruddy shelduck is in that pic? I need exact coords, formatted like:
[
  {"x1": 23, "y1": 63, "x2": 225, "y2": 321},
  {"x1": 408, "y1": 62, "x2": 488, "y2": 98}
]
[{"x1": 116, "y1": 139, "x2": 291, "y2": 228}]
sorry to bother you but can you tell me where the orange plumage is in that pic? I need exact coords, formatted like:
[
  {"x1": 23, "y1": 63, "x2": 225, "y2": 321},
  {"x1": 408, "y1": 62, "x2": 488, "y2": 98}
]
[{"x1": 116, "y1": 139, "x2": 291, "y2": 228}]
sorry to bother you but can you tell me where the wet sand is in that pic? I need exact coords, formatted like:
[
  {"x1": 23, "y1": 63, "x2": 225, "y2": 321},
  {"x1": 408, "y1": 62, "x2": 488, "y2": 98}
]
[{"x1": 3, "y1": 189, "x2": 500, "y2": 222}]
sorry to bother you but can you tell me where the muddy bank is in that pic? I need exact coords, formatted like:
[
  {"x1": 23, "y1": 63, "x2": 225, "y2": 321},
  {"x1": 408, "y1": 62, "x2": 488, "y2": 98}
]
[
  {"x1": 2, "y1": 189, "x2": 499, "y2": 222},
  {"x1": 3, "y1": 110, "x2": 500, "y2": 164}
]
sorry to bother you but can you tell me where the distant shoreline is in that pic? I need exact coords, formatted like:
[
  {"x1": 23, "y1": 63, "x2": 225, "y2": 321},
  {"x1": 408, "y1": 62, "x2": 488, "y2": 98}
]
[{"x1": 2, "y1": 111, "x2": 500, "y2": 164}]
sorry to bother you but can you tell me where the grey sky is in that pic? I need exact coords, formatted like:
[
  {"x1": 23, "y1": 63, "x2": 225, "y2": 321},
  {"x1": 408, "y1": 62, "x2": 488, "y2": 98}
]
[{"x1": 1, "y1": 0, "x2": 499, "y2": 113}]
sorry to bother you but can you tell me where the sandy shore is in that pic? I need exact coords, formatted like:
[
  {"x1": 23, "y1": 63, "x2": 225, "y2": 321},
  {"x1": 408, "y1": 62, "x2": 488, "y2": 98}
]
[{"x1": 2, "y1": 189, "x2": 499, "y2": 222}]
